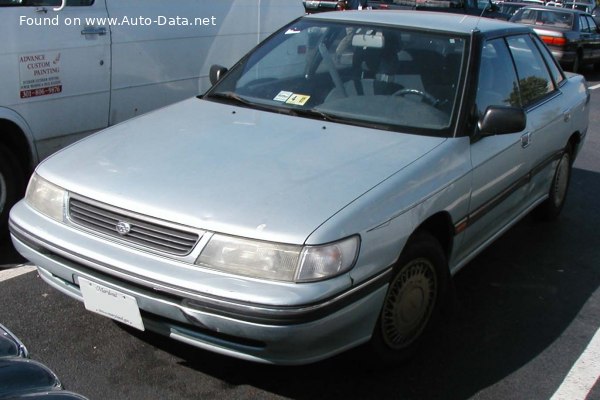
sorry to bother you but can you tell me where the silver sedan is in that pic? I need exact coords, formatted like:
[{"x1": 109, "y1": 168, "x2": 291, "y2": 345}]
[{"x1": 9, "y1": 11, "x2": 589, "y2": 365}]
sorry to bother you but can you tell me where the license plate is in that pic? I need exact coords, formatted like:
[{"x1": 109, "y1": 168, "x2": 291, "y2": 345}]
[{"x1": 79, "y1": 277, "x2": 145, "y2": 331}]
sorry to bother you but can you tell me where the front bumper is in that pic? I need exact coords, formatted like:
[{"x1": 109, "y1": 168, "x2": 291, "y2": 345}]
[{"x1": 9, "y1": 201, "x2": 389, "y2": 365}]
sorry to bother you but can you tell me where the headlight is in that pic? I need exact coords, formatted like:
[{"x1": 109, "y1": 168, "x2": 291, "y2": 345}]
[
  {"x1": 25, "y1": 173, "x2": 65, "y2": 222},
  {"x1": 196, "y1": 234, "x2": 359, "y2": 282}
]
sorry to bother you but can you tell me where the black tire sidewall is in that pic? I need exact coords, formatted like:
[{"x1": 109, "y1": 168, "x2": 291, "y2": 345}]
[
  {"x1": 370, "y1": 230, "x2": 449, "y2": 364},
  {"x1": 0, "y1": 143, "x2": 25, "y2": 235},
  {"x1": 533, "y1": 143, "x2": 573, "y2": 221}
]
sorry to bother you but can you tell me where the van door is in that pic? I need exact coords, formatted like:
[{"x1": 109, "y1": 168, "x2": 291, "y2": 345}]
[{"x1": 0, "y1": 0, "x2": 110, "y2": 159}]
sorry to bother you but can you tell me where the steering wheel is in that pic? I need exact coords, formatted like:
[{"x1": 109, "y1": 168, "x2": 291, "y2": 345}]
[{"x1": 393, "y1": 88, "x2": 439, "y2": 107}]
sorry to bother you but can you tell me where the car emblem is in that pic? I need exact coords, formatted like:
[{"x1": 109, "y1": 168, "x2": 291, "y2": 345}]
[{"x1": 115, "y1": 221, "x2": 132, "y2": 236}]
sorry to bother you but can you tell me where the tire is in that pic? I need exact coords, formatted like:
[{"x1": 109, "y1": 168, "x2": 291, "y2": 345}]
[
  {"x1": 370, "y1": 230, "x2": 449, "y2": 363},
  {"x1": 533, "y1": 144, "x2": 572, "y2": 221},
  {"x1": 571, "y1": 52, "x2": 582, "y2": 74},
  {"x1": 0, "y1": 143, "x2": 26, "y2": 237}
]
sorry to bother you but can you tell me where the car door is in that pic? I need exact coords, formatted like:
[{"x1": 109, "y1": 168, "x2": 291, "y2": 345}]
[
  {"x1": 506, "y1": 34, "x2": 572, "y2": 203},
  {"x1": 456, "y1": 37, "x2": 534, "y2": 261},
  {"x1": 0, "y1": 0, "x2": 110, "y2": 160}
]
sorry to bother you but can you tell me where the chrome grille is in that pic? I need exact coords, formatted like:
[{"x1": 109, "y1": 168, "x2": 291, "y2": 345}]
[{"x1": 68, "y1": 197, "x2": 200, "y2": 255}]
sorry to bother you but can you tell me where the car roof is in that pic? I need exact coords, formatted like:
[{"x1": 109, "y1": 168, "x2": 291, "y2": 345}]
[{"x1": 304, "y1": 10, "x2": 531, "y2": 36}]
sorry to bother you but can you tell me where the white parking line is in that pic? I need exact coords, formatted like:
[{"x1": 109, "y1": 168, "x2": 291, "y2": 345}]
[
  {"x1": 0, "y1": 265, "x2": 36, "y2": 283},
  {"x1": 550, "y1": 327, "x2": 600, "y2": 400},
  {"x1": 588, "y1": 83, "x2": 600, "y2": 91}
]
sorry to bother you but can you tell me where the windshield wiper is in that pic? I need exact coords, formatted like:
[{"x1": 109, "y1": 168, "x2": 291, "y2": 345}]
[
  {"x1": 288, "y1": 108, "x2": 339, "y2": 122},
  {"x1": 205, "y1": 91, "x2": 255, "y2": 107},
  {"x1": 206, "y1": 91, "x2": 292, "y2": 114}
]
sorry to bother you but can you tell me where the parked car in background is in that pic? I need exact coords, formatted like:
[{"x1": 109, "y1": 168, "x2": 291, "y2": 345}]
[
  {"x1": 510, "y1": 6, "x2": 600, "y2": 72},
  {"x1": 562, "y1": 2, "x2": 600, "y2": 26},
  {"x1": 0, "y1": 324, "x2": 88, "y2": 399},
  {"x1": 563, "y1": 1, "x2": 594, "y2": 13},
  {"x1": 302, "y1": 0, "x2": 347, "y2": 12},
  {"x1": 496, "y1": 1, "x2": 529, "y2": 16},
  {"x1": 304, "y1": 0, "x2": 510, "y2": 18},
  {"x1": 10, "y1": 10, "x2": 588, "y2": 365}
]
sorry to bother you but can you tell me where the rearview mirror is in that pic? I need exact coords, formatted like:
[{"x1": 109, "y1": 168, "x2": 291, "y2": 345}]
[
  {"x1": 478, "y1": 106, "x2": 526, "y2": 136},
  {"x1": 352, "y1": 31, "x2": 384, "y2": 49}
]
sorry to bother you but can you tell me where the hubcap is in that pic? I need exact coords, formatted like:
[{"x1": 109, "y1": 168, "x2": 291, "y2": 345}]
[
  {"x1": 552, "y1": 153, "x2": 570, "y2": 208},
  {"x1": 381, "y1": 258, "x2": 437, "y2": 349}
]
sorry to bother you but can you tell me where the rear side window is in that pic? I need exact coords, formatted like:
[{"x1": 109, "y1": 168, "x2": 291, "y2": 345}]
[
  {"x1": 506, "y1": 34, "x2": 555, "y2": 106},
  {"x1": 0, "y1": 0, "x2": 94, "y2": 6},
  {"x1": 531, "y1": 34, "x2": 565, "y2": 87},
  {"x1": 580, "y1": 15, "x2": 591, "y2": 32}
]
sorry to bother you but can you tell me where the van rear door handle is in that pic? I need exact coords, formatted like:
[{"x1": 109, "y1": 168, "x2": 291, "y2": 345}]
[{"x1": 81, "y1": 26, "x2": 107, "y2": 36}]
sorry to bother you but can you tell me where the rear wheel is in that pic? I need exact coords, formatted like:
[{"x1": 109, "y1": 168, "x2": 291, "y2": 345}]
[
  {"x1": 0, "y1": 143, "x2": 26, "y2": 236},
  {"x1": 571, "y1": 52, "x2": 582, "y2": 73},
  {"x1": 533, "y1": 144, "x2": 572, "y2": 221},
  {"x1": 370, "y1": 231, "x2": 449, "y2": 363}
]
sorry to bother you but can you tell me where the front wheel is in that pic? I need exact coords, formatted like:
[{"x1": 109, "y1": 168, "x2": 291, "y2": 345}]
[
  {"x1": 0, "y1": 143, "x2": 26, "y2": 236},
  {"x1": 533, "y1": 144, "x2": 572, "y2": 221},
  {"x1": 370, "y1": 231, "x2": 449, "y2": 363}
]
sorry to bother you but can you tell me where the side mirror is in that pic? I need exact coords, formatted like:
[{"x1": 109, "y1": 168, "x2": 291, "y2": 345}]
[
  {"x1": 477, "y1": 106, "x2": 526, "y2": 137},
  {"x1": 209, "y1": 64, "x2": 228, "y2": 85}
]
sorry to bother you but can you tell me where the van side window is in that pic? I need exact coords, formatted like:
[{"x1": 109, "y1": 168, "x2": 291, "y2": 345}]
[{"x1": 0, "y1": 0, "x2": 94, "y2": 6}]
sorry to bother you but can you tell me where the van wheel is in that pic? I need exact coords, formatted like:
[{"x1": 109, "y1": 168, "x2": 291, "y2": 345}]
[
  {"x1": 0, "y1": 143, "x2": 25, "y2": 236},
  {"x1": 533, "y1": 144, "x2": 572, "y2": 221},
  {"x1": 370, "y1": 231, "x2": 448, "y2": 363}
]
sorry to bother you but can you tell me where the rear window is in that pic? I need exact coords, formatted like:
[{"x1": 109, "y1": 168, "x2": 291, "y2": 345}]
[{"x1": 512, "y1": 9, "x2": 574, "y2": 28}]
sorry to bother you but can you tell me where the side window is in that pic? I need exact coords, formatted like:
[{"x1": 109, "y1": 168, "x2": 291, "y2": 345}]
[
  {"x1": 506, "y1": 35, "x2": 555, "y2": 107},
  {"x1": 586, "y1": 15, "x2": 598, "y2": 32},
  {"x1": 0, "y1": 0, "x2": 94, "y2": 6},
  {"x1": 475, "y1": 39, "x2": 520, "y2": 119},
  {"x1": 531, "y1": 34, "x2": 565, "y2": 87},
  {"x1": 580, "y1": 15, "x2": 591, "y2": 33}
]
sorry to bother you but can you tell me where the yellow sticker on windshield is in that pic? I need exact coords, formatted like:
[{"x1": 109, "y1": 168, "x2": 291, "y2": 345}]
[{"x1": 285, "y1": 94, "x2": 310, "y2": 106}]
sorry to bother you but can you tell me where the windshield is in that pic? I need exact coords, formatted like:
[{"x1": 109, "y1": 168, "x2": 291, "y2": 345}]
[{"x1": 206, "y1": 19, "x2": 467, "y2": 136}]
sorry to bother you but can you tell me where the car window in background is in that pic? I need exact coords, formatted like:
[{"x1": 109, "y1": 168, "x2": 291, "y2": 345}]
[
  {"x1": 585, "y1": 15, "x2": 598, "y2": 31},
  {"x1": 513, "y1": 9, "x2": 574, "y2": 28},
  {"x1": 507, "y1": 34, "x2": 555, "y2": 106},
  {"x1": 580, "y1": 14, "x2": 591, "y2": 32}
]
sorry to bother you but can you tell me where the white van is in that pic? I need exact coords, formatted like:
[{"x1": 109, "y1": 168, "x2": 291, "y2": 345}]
[{"x1": 0, "y1": 0, "x2": 304, "y2": 232}]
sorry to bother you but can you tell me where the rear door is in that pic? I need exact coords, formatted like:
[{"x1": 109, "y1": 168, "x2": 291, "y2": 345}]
[{"x1": 0, "y1": 0, "x2": 110, "y2": 159}]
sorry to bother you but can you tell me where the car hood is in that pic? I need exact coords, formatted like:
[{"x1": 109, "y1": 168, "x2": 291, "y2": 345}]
[{"x1": 39, "y1": 98, "x2": 446, "y2": 244}]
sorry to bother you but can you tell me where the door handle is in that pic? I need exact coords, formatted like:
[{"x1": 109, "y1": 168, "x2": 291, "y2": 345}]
[
  {"x1": 81, "y1": 26, "x2": 107, "y2": 36},
  {"x1": 521, "y1": 132, "x2": 531, "y2": 148}
]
